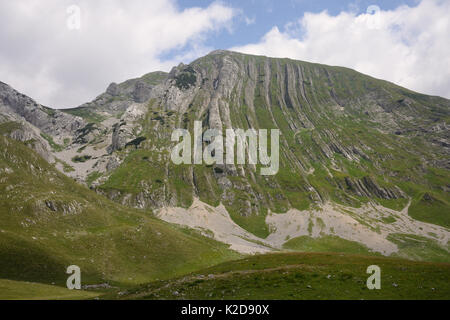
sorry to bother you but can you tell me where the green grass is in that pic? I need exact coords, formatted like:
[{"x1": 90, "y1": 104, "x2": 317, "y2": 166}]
[
  {"x1": 408, "y1": 193, "x2": 450, "y2": 228},
  {"x1": 0, "y1": 279, "x2": 100, "y2": 300},
  {"x1": 40, "y1": 132, "x2": 64, "y2": 152},
  {"x1": 99, "y1": 149, "x2": 167, "y2": 194},
  {"x1": 140, "y1": 71, "x2": 169, "y2": 85},
  {"x1": 378, "y1": 198, "x2": 409, "y2": 212},
  {"x1": 387, "y1": 233, "x2": 450, "y2": 263},
  {"x1": 62, "y1": 108, "x2": 106, "y2": 123},
  {"x1": 0, "y1": 135, "x2": 240, "y2": 292},
  {"x1": 55, "y1": 159, "x2": 75, "y2": 173},
  {"x1": 381, "y1": 216, "x2": 397, "y2": 224},
  {"x1": 0, "y1": 121, "x2": 22, "y2": 135},
  {"x1": 86, "y1": 171, "x2": 102, "y2": 186},
  {"x1": 228, "y1": 208, "x2": 270, "y2": 239},
  {"x1": 63, "y1": 163, "x2": 75, "y2": 173},
  {"x1": 71, "y1": 155, "x2": 92, "y2": 163},
  {"x1": 117, "y1": 252, "x2": 450, "y2": 300},
  {"x1": 283, "y1": 235, "x2": 379, "y2": 256}
]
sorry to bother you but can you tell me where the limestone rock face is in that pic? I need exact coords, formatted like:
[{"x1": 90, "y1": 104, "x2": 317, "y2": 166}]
[
  {"x1": 133, "y1": 81, "x2": 152, "y2": 103},
  {"x1": 106, "y1": 82, "x2": 120, "y2": 96},
  {"x1": 1, "y1": 51, "x2": 449, "y2": 241},
  {"x1": 81, "y1": 50, "x2": 449, "y2": 218},
  {"x1": 0, "y1": 81, "x2": 85, "y2": 137},
  {"x1": 0, "y1": 117, "x2": 54, "y2": 162}
]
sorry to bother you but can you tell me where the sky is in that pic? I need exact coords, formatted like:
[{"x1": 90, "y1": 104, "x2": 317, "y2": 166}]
[{"x1": 0, "y1": 0, "x2": 449, "y2": 109}]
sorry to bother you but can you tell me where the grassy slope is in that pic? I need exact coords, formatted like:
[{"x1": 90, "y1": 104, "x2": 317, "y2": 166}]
[
  {"x1": 387, "y1": 233, "x2": 450, "y2": 263},
  {"x1": 0, "y1": 279, "x2": 99, "y2": 300},
  {"x1": 118, "y1": 252, "x2": 450, "y2": 300},
  {"x1": 283, "y1": 235, "x2": 381, "y2": 256},
  {"x1": 408, "y1": 191, "x2": 450, "y2": 228},
  {"x1": 0, "y1": 135, "x2": 240, "y2": 296}
]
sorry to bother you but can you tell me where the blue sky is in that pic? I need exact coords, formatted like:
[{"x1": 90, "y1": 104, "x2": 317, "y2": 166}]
[
  {"x1": 171, "y1": 0, "x2": 419, "y2": 59},
  {"x1": 0, "y1": 0, "x2": 448, "y2": 108}
]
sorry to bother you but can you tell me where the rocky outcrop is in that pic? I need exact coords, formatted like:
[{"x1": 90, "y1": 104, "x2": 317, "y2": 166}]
[
  {"x1": 75, "y1": 71, "x2": 169, "y2": 116},
  {"x1": 0, "y1": 81, "x2": 85, "y2": 141},
  {"x1": 5, "y1": 121, "x2": 54, "y2": 162},
  {"x1": 343, "y1": 176, "x2": 404, "y2": 200}
]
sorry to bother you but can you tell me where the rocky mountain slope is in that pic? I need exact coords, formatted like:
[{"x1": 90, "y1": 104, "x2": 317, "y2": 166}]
[
  {"x1": 0, "y1": 134, "x2": 239, "y2": 286},
  {"x1": 0, "y1": 50, "x2": 449, "y2": 261}
]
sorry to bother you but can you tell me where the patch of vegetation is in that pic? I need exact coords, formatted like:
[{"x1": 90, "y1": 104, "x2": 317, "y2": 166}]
[
  {"x1": 140, "y1": 71, "x2": 169, "y2": 86},
  {"x1": 378, "y1": 198, "x2": 409, "y2": 211},
  {"x1": 62, "y1": 108, "x2": 106, "y2": 124},
  {"x1": 408, "y1": 193, "x2": 450, "y2": 228},
  {"x1": 151, "y1": 115, "x2": 165, "y2": 125},
  {"x1": 100, "y1": 150, "x2": 164, "y2": 194},
  {"x1": 55, "y1": 159, "x2": 75, "y2": 173},
  {"x1": 41, "y1": 106, "x2": 56, "y2": 117},
  {"x1": 86, "y1": 171, "x2": 103, "y2": 186},
  {"x1": 40, "y1": 132, "x2": 64, "y2": 152},
  {"x1": 77, "y1": 145, "x2": 87, "y2": 153},
  {"x1": 0, "y1": 122, "x2": 22, "y2": 135},
  {"x1": 228, "y1": 208, "x2": 270, "y2": 239},
  {"x1": 381, "y1": 216, "x2": 397, "y2": 224},
  {"x1": 283, "y1": 235, "x2": 378, "y2": 256},
  {"x1": 72, "y1": 155, "x2": 92, "y2": 163},
  {"x1": 387, "y1": 233, "x2": 450, "y2": 263},
  {"x1": 175, "y1": 67, "x2": 197, "y2": 90},
  {"x1": 125, "y1": 137, "x2": 146, "y2": 149}
]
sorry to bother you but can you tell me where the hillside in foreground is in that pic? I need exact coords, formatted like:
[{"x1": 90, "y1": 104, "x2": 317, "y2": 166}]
[
  {"x1": 116, "y1": 252, "x2": 450, "y2": 300},
  {"x1": 0, "y1": 134, "x2": 240, "y2": 289}
]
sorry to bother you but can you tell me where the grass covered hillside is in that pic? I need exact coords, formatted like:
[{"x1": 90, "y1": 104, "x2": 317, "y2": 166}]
[
  {"x1": 118, "y1": 252, "x2": 450, "y2": 300},
  {"x1": 0, "y1": 134, "x2": 240, "y2": 292}
]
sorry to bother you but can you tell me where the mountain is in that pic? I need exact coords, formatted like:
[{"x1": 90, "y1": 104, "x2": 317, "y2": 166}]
[{"x1": 0, "y1": 50, "x2": 449, "y2": 266}]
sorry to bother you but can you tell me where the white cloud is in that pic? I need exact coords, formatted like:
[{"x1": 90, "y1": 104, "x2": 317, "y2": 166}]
[
  {"x1": 245, "y1": 16, "x2": 256, "y2": 25},
  {"x1": 0, "y1": 0, "x2": 236, "y2": 108},
  {"x1": 232, "y1": 0, "x2": 450, "y2": 99}
]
